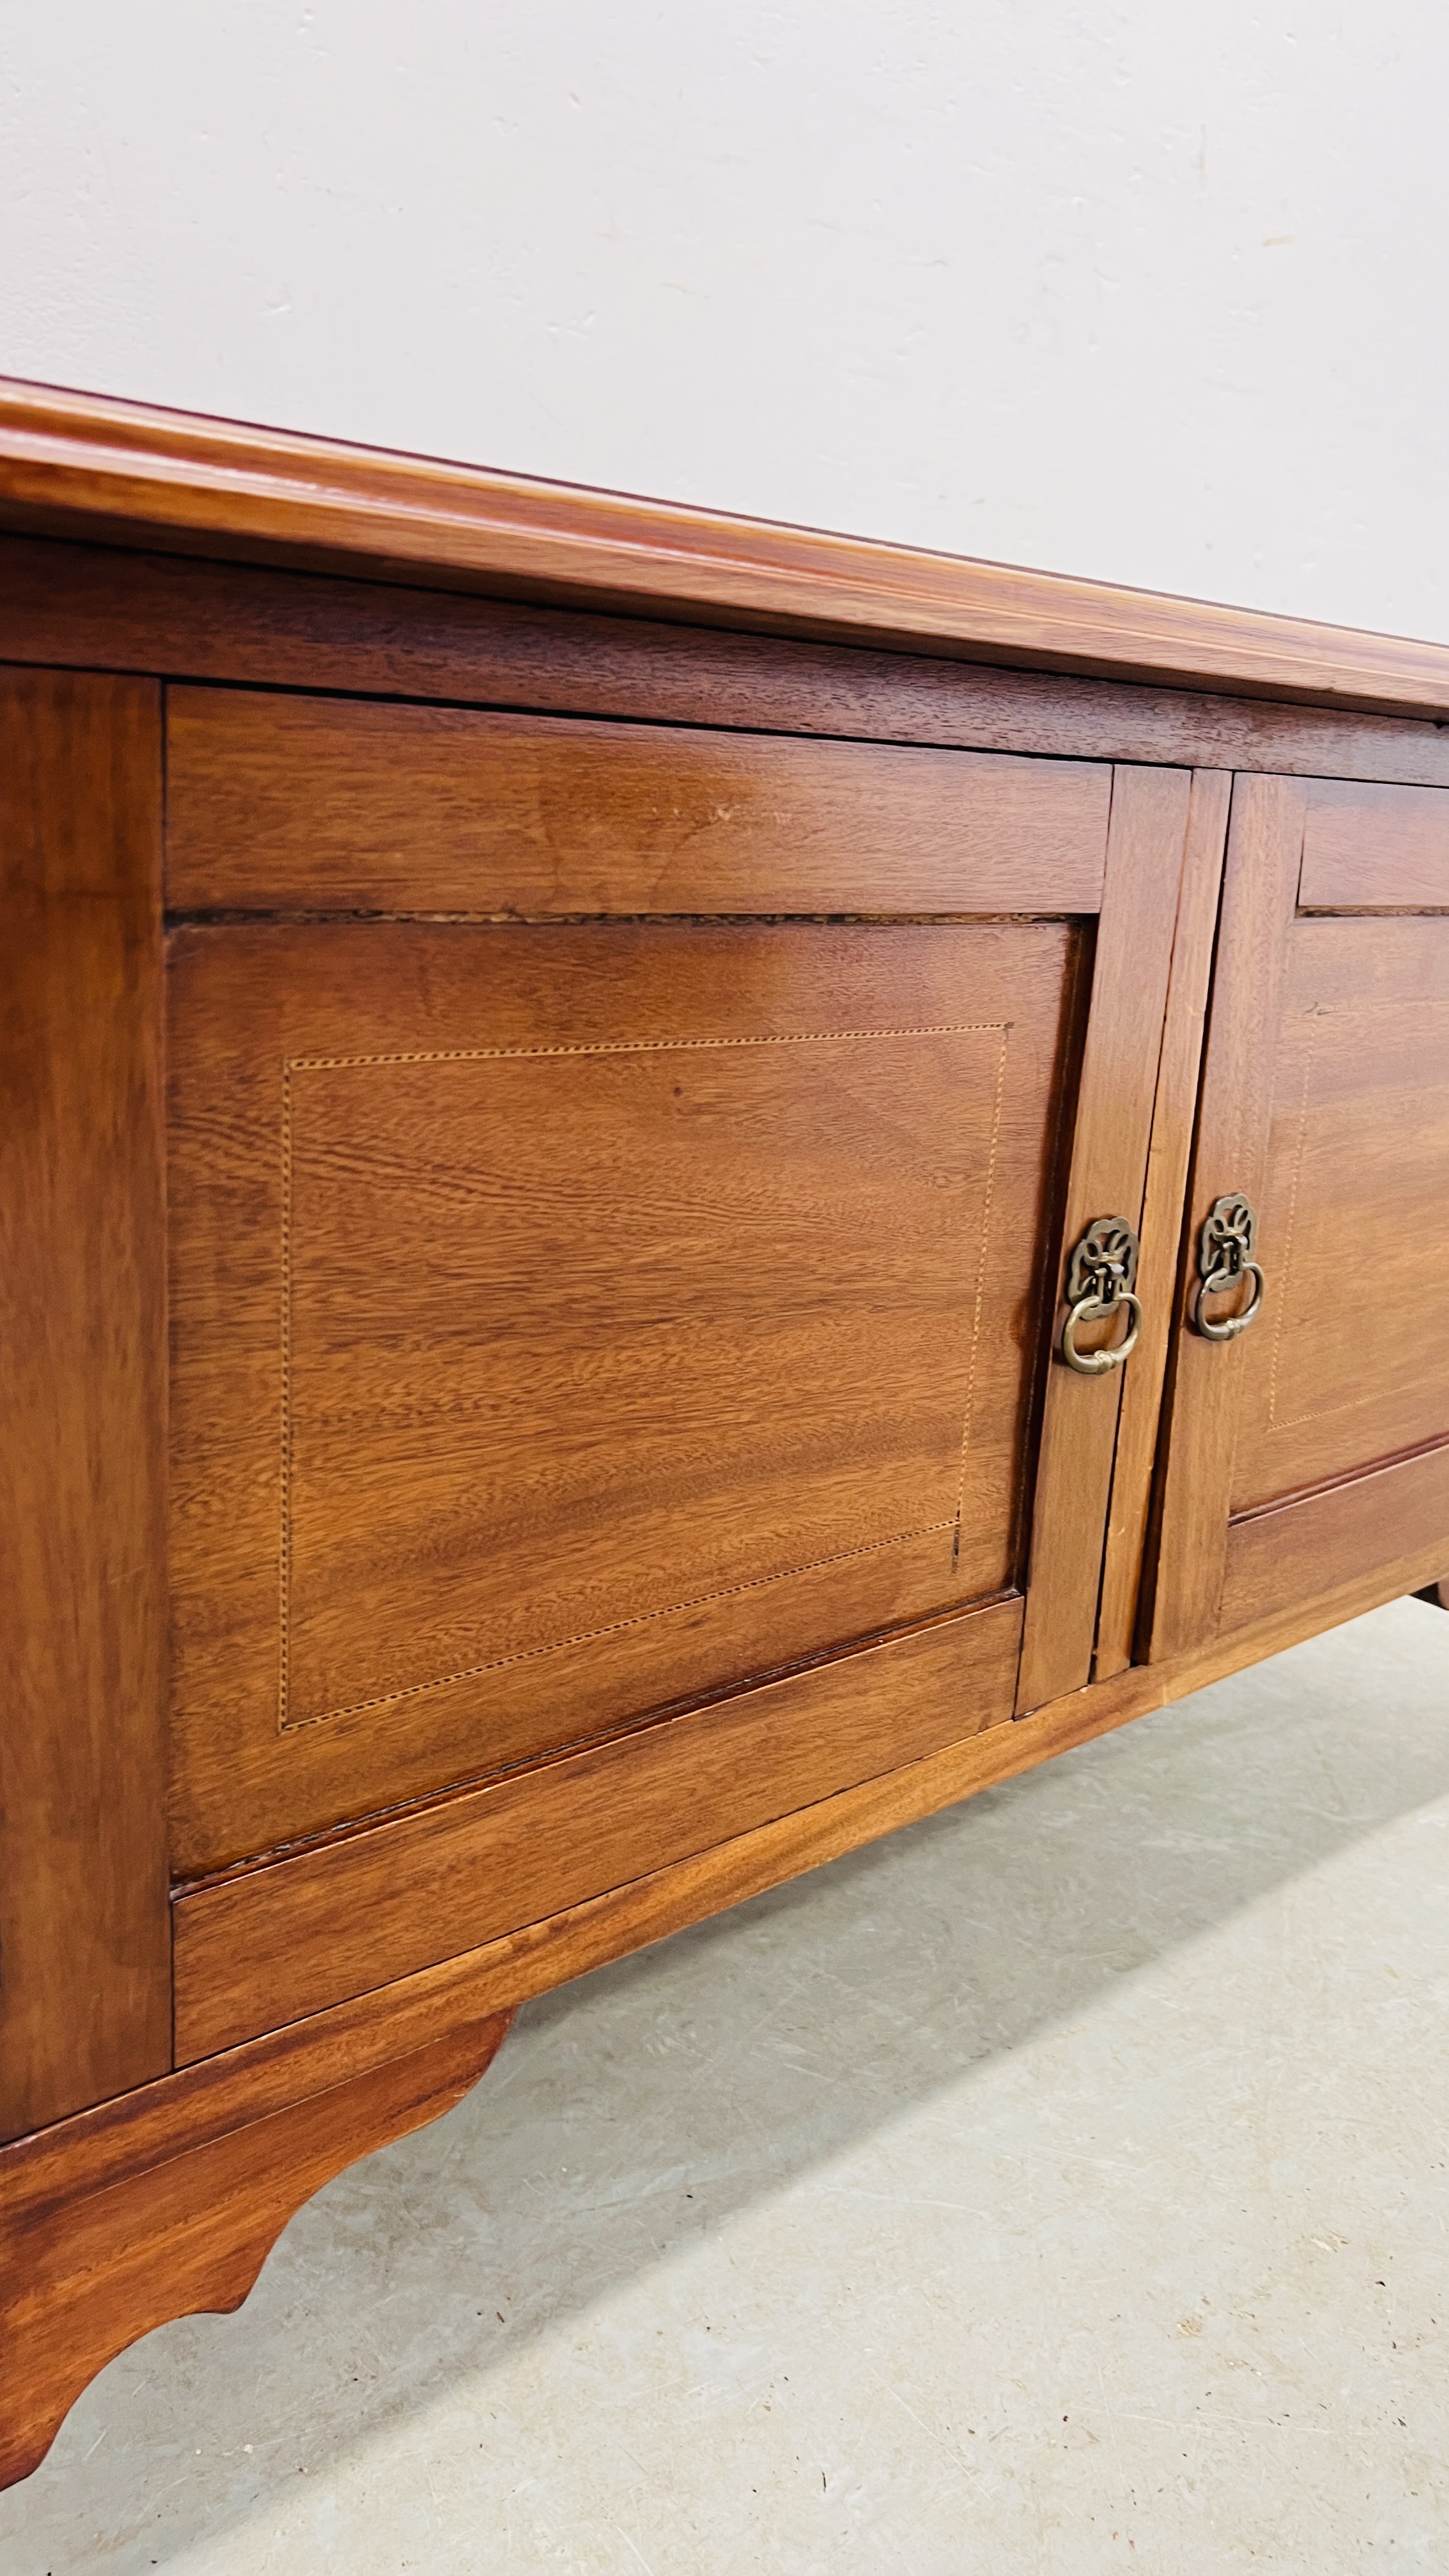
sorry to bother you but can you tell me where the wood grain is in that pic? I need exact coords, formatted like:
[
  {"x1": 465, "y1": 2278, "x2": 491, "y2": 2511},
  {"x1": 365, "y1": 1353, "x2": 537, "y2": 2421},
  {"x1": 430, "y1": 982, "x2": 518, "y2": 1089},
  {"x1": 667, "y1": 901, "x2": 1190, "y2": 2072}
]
[
  {"x1": 4, "y1": 1499, "x2": 1438, "y2": 2494},
  {"x1": 1300, "y1": 778, "x2": 1449, "y2": 908},
  {"x1": 1147, "y1": 806, "x2": 1449, "y2": 1657},
  {"x1": 175, "y1": 1495, "x2": 1449, "y2": 2074},
  {"x1": 1220, "y1": 1437, "x2": 1449, "y2": 1633},
  {"x1": 0, "y1": 1997, "x2": 513, "y2": 2490},
  {"x1": 0, "y1": 670, "x2": 171, "y2": 2142},
  {"x1": 1225, "y1": 917, "x2": 1449, "y2": 1513},
  {"x1": 173, "y1": 1593, "x2": 1023, "y2": 2058},
  {"x1": 8, "y1": 389, "x2": 1449, "y2": 2501},
  {"x1": 168, "y1": 919, "x2": 1072, "y2": 1870},
  {"x1": 8, "y1": 535, "x2": 1449, "y2": 790},
  {"x1": 1094, "y1": 770, "x2": 1232, "y2": 1676},
  {"x1": 165, "y1": 686, "x2": 1111, "y2": 916},
  {"x1": 1015, "y1": 765, "x2": 1193, "y2": 1711},
  {"x1": 1144, "y1": 776, "x2": 1308, "y2": 1659},
  {"x1": 3, "y1": 379, "x2": 1448, "y2": 716}
]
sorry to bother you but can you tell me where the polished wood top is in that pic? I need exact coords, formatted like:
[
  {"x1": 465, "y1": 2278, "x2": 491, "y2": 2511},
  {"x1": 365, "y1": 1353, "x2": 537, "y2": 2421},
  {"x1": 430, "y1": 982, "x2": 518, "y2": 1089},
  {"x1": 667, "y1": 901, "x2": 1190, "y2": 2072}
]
[{"x1": 2, "y1": 374, "x2": 1446, "y2": 719}]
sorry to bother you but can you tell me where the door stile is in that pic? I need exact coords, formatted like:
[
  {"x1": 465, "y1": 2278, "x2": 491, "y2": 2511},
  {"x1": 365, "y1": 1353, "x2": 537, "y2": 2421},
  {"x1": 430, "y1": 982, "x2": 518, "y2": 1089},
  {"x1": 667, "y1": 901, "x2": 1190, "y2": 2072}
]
[
  {"x1": 1094, "y1": 769, "x2": 1232, "y2": 1678},
  {"x1": 1142, "y1": 772, "x2": 1308, "y2": 1660},
  {"x1": 1015, "y1": 764, "x2": 1195, "y2": 1713}
]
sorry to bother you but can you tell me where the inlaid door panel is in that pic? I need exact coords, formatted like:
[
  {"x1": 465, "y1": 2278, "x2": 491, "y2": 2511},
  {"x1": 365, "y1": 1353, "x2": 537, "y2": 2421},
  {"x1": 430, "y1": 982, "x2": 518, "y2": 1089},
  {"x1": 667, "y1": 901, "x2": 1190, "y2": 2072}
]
[
  {"x1": 1147, "y1": 775, "x2": 1449, "y2": 1655},
  {"x1": 1229, "y1": 921, "x2": 1449, "y2": 1512},
  {"x1": 169, "y1": 919, "x2": 1078, "y2": 1871}
]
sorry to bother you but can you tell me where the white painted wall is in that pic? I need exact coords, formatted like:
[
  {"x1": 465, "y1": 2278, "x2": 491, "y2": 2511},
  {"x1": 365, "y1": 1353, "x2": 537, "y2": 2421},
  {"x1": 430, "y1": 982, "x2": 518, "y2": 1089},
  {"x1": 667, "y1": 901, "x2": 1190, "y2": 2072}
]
[{"x1": 3, "y1": 5, "x2": 1445, "y2": 640}]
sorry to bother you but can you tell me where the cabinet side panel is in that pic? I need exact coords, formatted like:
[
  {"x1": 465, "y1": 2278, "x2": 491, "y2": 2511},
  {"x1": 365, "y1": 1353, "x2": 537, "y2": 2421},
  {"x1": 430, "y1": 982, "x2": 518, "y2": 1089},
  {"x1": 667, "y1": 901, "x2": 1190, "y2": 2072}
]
[{"x1": 0, "y1": 670, "x2": 171, "y2": 2138}]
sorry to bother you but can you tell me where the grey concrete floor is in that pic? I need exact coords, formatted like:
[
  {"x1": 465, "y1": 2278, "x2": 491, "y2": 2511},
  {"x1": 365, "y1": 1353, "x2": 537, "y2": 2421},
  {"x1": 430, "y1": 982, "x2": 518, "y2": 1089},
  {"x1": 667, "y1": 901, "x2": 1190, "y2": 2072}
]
[{"x1": 4, "y1": 1595, "x2": 1448, "y2": 2573}]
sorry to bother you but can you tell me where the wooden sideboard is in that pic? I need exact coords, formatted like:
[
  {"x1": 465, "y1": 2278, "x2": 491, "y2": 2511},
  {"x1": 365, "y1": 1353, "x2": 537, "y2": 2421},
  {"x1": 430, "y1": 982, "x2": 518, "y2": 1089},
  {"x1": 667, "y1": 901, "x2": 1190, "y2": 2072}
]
[{"x1": 3, "y1": 379, "x2": 1448, "y2": 2487}]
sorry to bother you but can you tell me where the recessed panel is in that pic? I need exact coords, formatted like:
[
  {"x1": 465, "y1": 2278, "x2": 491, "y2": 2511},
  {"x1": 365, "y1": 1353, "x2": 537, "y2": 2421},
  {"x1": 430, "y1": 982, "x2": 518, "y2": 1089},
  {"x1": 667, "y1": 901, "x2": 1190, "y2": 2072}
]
[
  {"x1": 282, "y1": 1031, "x2": 996, "y2": 1732},
  {"x1": 169, "y1": 921, "x2": 1074, "y2": 1870},
  {"x1": 1230, "y1": 918, "x2": 1449, "y2": 1512}
]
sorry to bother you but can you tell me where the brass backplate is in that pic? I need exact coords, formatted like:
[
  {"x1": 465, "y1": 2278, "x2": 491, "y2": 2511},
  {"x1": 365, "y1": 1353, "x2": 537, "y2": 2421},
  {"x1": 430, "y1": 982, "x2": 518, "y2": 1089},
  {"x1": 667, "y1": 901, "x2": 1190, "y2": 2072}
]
[{"x1": 1065, "y1": 1215, "x2": 1140, "y2": 1308}]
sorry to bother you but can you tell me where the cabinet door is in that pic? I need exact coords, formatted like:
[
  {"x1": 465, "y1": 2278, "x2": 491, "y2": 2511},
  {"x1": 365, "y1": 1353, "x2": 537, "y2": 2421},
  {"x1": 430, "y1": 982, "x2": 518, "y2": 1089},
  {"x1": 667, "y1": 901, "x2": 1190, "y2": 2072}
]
[
  {"x1": 1148, "y1": 776, "x2": 1449, "y2": 1659},
  {"x1": 165, "y1": 694, "x2": 1204, "y2": 1884}
]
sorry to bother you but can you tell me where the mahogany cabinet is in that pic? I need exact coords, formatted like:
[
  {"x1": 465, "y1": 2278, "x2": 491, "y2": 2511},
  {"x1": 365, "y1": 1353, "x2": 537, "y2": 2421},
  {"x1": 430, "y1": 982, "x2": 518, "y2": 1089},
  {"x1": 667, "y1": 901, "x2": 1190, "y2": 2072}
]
[{"x1": 3, "y1": 381, "x2": 1448, "y2": 2487}]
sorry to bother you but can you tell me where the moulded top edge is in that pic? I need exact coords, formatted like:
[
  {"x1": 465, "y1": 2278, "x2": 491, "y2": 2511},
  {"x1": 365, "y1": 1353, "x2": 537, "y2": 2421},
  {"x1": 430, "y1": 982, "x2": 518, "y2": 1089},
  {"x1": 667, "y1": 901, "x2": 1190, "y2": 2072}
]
[{"x1": 2, "y1": 376, "x2": 1448, "y2": 723}]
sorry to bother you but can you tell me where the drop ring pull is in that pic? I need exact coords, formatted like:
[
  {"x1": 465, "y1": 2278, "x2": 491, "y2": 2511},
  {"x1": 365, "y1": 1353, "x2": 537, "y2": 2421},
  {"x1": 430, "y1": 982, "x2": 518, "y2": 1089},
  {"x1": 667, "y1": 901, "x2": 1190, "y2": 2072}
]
[
  {"x1": 1059, "y1": 1217, "x2": 1143, "y2": 1377},
  {"x1": 1190, "y1": 1195, "x2": 1266, "y2": 1342}
]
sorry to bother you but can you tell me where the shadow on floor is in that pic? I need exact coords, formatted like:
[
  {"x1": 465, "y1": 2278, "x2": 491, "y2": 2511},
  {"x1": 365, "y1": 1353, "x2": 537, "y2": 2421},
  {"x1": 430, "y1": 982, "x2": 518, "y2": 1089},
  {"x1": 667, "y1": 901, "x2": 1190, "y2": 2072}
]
[{"x1": 5, "y1": 1597, "x2": 1448, "y2": 2572}]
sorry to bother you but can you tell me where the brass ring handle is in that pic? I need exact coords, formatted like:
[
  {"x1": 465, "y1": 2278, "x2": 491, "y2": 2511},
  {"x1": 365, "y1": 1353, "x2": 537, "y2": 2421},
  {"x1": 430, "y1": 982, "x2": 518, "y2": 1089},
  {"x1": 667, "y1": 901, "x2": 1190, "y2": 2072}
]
[
  {"x1": 1058, "y1": 1216, "x2": 1142, "y2": 1377},
  {"x1": 1190, "y1": 1259, "x2": 1264, "y2": 1342},
  {"x1": 1061, "y1": 1287, "x2": 1144, "y2": 1376},
  {"x1": 1190, "y1": 1194, "x2": 1265, "y2": 1344}
]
